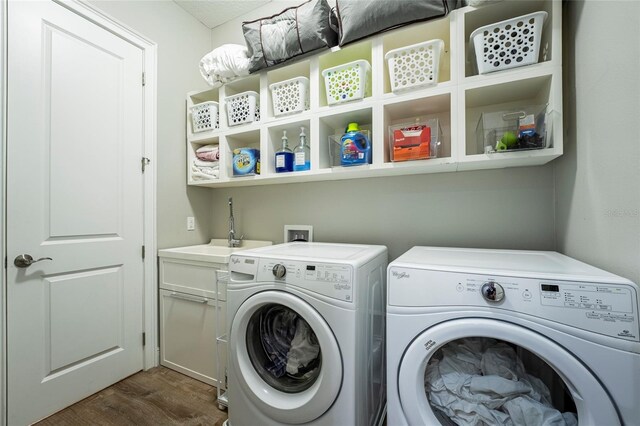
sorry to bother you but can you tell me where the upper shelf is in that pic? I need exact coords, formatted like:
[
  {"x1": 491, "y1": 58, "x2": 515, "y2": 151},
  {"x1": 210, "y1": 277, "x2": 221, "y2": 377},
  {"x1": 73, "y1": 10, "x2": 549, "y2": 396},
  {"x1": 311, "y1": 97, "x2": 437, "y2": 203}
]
[{"x1": 186, "y1": 0, "x2": 563, "y2": 187}]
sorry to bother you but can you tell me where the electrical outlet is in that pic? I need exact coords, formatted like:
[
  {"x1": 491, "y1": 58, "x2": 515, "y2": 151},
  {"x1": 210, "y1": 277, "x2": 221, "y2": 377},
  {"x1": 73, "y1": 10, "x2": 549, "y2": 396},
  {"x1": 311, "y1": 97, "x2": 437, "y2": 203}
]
[{"x1": 187, "y1": 217, "x2": 195, "y2": 231}]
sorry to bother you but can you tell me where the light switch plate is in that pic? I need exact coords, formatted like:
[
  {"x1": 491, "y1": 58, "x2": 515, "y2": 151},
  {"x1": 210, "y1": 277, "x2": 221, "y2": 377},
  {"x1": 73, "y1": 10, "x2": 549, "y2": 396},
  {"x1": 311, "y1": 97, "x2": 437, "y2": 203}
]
[
  {"x1": 187, "y1": 216, "x2": 195, "y2": 231},
  {"x1": 284, "y1": 225, "x2": 313, "y2": 243}
]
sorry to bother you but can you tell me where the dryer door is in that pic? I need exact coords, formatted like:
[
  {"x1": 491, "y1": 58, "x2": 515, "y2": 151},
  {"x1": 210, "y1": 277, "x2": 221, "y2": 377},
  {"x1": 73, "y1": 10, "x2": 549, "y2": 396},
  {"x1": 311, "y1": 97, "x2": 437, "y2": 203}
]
[
  {"x1": 230, "y1": 290, "x2": 342, "y2": 424},
  {"x1": 398, "y1": 318, "x2": 620, "y2": 426}
]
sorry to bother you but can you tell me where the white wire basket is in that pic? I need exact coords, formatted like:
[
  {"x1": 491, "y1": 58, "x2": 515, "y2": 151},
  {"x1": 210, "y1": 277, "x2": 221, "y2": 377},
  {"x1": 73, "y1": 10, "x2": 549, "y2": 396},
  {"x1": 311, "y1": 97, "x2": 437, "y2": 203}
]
[
  {"x1": 322, "y1": 60, "x2": 371, "y2": 105},
  {"x1": 190, "y1": 101, "x2": 219, "y2": 133},
  {"x1": 269, "y1": 77, "x2": 310, "y2": 117},
  {"x1": 385, "y1": 39, "x2": 444, "y2": 93},
  {"x1": 225, "y1": 91, "x2": 260, "y2": 126},
  {"x1": 470, "y1": 11, "x2": 547, "y2": 74}
]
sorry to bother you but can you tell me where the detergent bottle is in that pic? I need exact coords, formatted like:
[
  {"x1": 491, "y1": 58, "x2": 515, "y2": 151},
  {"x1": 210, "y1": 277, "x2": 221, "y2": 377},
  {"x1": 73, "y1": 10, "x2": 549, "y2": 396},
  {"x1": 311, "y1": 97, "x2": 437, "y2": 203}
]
[{"x1": 340, "y1": 122, "x2": 371, "y2": 166}]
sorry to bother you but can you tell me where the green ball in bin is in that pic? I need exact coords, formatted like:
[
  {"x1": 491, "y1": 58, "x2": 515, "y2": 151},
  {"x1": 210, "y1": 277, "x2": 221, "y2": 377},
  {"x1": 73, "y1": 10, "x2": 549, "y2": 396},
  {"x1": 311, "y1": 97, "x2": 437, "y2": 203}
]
[{"x1": 501, "y1": 131, "x2": 518, "y2": 148}]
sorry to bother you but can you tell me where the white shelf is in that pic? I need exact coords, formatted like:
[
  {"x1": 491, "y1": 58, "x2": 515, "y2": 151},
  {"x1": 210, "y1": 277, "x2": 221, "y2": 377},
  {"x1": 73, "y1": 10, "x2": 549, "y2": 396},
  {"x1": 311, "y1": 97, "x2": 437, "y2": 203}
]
[{"x1": 187, "y1": 0, "x2": 562, "y2": 188}]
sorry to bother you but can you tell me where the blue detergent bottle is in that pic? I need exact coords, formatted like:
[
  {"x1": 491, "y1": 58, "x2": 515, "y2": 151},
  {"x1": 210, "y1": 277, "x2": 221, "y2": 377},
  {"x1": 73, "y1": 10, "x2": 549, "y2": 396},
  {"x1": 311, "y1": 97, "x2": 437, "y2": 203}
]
[{"x1": 340, "y1": 122, "x2": 371, "y2": 166}]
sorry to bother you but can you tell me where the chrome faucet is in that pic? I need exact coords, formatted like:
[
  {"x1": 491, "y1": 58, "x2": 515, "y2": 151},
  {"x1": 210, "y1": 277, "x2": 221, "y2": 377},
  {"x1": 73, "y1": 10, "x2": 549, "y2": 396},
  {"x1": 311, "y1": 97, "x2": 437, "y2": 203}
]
[{"x1": 228, "y1": 197, "x2": 243, "y2": 247}]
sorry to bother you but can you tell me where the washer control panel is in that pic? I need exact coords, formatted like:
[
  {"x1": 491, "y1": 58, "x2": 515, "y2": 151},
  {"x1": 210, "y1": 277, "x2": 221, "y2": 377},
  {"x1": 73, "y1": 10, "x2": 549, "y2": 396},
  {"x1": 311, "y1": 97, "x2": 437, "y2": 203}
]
[
  {"x1": 388, "y1": 267, "x2": 639, "y2": 341},
  {"x1": 258, "y1": 259, "x2": 354, "y2": 302}
]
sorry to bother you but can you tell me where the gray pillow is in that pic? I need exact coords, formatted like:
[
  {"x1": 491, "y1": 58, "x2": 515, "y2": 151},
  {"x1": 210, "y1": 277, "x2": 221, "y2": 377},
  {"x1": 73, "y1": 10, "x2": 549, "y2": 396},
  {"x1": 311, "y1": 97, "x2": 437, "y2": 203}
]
[
  {"x1": 243, "y1": 0, "x2": 338, "y2": 73},
  {"x1": 334, "y1": 0, "x2": 462, "y2": 47}
]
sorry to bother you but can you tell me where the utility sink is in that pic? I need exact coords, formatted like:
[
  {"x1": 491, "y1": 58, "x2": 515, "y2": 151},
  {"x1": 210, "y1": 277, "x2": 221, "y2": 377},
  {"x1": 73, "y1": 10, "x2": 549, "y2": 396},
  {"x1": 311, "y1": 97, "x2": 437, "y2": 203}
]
[{"x1": 157, "y1": 239, "x2": 273, "y2": 264}]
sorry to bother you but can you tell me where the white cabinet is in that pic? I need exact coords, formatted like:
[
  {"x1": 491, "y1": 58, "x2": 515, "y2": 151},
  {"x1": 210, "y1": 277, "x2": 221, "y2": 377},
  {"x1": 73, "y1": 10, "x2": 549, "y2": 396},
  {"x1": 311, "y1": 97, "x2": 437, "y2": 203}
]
[
  {"x1": 158, "y1": 256, "x2": 228, "y2": 403},
  {"x1": 187, "y1": 0, "x2": 562, "y2": 187}
]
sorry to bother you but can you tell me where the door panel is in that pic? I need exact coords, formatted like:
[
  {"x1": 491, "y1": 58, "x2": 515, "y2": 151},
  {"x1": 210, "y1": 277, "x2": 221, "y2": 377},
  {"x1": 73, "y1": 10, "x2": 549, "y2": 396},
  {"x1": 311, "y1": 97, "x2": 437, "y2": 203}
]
[
  {"x1": 47, "y1": 23, "x2": 123, "y2": 237},
  {"x1": 48, "y1": 267, "x2": 124, "y2": 371},
  {"x1": 7, "y1": 1, "x2": 145, "y2": 423}
]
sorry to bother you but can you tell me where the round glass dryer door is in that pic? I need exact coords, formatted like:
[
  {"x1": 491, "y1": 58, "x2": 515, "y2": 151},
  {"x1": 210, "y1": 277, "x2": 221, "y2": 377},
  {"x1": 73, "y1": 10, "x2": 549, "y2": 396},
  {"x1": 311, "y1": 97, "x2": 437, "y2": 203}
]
[
  {"x1": 230, "y1": 290, "x2": 342, "y2": 425},
  {"x1": 398, "y1": 318, "x2": 620, "y2": 426}
]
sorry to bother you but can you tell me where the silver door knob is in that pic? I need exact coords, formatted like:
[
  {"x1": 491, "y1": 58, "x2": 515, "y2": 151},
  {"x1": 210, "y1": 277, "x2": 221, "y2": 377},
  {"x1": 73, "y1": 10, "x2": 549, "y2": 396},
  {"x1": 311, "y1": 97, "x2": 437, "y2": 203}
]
[{"x1": 14, "y1": 254, "x2": 53, "y2": 268}]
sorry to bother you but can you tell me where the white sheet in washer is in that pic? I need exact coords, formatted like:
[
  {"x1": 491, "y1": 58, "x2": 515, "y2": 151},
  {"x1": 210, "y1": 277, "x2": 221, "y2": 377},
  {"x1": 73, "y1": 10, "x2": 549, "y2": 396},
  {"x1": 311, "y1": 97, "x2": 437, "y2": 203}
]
[{"x1": 425, "y1": 338, "x2": 578, "y2": 426}]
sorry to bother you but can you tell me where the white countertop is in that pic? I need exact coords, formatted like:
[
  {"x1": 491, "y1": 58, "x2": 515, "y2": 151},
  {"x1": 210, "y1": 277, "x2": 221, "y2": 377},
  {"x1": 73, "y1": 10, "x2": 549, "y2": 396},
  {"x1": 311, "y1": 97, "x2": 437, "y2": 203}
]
[{"x1": 158, "y1": 239, "x2": 273, "y2": 264}]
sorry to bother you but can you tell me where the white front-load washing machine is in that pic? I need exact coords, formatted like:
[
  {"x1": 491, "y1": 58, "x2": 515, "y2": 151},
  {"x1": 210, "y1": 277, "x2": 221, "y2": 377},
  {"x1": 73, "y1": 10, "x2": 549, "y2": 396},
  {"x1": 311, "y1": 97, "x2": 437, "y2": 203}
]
[
  {"x1": 227, "y1": 242, "x2": 387, "y2": 426},
  {"x1": 387, "y1": 246, "x2": 640, "y2": 426}
]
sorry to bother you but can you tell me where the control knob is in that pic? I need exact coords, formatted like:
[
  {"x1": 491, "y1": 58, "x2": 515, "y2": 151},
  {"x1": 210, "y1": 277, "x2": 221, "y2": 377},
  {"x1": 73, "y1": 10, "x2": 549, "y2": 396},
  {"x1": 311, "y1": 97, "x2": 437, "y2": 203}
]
[
  {"x1": 481, "y1": 281, "x2": 505, "y2": 303},
  {"x1": 272, "y1": 264, "x2": 287, "y2": 279}
]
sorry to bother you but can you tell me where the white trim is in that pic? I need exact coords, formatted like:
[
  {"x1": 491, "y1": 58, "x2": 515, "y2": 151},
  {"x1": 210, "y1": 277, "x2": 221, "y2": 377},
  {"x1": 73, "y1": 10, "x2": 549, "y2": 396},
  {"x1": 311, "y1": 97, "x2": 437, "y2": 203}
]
[
  {"x1": 0, "y1": 0, "x2": 7, "y2": 423},
  {"x1": 0, "y1": 1, "x2": 158, "y2": 421}
]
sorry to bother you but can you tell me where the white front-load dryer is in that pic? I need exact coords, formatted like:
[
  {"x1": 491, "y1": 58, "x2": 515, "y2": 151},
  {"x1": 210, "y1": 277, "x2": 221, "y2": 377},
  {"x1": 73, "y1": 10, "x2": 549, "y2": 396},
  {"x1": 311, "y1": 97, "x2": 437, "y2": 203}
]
[
  {"x1": 387, "y1": 246, "x2": 640, "y2": 426},
  {"x1": 227, "y1": 242, "x2": 387, "y2": 426}
]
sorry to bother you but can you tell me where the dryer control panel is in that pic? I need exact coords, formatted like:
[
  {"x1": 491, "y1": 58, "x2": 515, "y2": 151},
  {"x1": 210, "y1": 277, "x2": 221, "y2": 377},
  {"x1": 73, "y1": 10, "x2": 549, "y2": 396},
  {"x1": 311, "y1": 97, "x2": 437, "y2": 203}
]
[
  {"x1": 388, "y1": 267, "x2": 639, "y2": 342},
  {"x1": 257, "y1": 259, "x2": 354, "y2": 302}
]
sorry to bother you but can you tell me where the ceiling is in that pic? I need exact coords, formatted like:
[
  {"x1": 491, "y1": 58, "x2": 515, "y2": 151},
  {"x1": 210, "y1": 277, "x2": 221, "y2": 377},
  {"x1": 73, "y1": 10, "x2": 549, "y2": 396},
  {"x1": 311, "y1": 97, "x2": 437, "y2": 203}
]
[{"x1": 174, "y1": 0, "x2": 272, "y2": 29}]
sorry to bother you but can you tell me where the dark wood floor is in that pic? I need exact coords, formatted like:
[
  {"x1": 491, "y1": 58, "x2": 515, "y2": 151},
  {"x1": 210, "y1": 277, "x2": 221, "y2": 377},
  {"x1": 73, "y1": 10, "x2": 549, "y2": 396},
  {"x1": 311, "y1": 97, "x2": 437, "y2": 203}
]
[{"x1": 36, "y1": 367, "x2": 228, "y2": 426}]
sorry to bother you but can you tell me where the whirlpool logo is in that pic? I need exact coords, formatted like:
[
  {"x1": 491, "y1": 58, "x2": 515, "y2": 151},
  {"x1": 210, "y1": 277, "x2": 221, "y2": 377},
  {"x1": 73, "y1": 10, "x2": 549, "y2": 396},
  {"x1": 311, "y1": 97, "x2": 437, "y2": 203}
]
[{"x1": 392, "y1": 270, "x2": 410, "y2": 279}]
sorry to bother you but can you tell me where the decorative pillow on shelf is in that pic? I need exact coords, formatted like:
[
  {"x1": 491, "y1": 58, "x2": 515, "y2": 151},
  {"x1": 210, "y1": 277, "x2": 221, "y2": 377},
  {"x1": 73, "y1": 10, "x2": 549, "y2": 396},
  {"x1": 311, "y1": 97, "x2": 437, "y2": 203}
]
[
  {"x1": 333, "y1": 0, "x2": 463, "y2": 47},
  {"x1": 242, "y1": 0, "x2": 338, "y2": 73}
]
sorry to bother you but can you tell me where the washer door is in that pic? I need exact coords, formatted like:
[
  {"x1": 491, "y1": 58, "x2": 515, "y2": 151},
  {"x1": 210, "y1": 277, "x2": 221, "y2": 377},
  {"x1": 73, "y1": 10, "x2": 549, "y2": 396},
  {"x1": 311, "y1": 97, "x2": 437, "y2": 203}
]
[
  {"x1": 230, "y1": 290, "x2": 342, "y2": 424},
  {"x1": 398, "y1": 318, "x2": 620, "y2": 426}
]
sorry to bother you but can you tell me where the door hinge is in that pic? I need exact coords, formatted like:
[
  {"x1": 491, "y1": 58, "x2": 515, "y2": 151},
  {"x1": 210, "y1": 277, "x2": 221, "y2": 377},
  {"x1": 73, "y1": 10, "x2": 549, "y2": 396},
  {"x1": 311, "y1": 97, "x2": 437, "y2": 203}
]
[
  {"x1": 141, "y1": 157, "x2": 151, "y2": 173},
  {"x1": 142, "y1": 72, "x2": 146, "y2": 87},
  {"x1": 142, "y1": 245, "x2": 145, "y2": 259},
  {"x1": 142, "y1": 332, "x2": 146, "y2": 346},
  {"x1": 4, "y1": 257, "x2": 7, "y2": 269}
]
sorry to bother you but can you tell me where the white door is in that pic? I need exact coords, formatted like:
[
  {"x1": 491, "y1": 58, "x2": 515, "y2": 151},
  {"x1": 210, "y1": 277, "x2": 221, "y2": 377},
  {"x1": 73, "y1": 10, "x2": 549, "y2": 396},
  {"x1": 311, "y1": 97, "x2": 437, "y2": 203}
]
[
  {"x1": 7, "y1": 1, "x2": 145, "y2": 424},
  {"x1": 229, "y1": 290, "x2": 342, "y2": 424}
]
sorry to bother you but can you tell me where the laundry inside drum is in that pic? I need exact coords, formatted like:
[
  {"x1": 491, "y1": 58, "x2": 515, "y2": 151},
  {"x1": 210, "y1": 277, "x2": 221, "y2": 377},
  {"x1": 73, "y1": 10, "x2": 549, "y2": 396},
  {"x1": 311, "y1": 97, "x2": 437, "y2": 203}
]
[
  {"x1": 246, "y1": 303, "x2": 322, "y2": 393},
  {"x1": 424, "y1": 337, "x2": 578, "y2": 425}
]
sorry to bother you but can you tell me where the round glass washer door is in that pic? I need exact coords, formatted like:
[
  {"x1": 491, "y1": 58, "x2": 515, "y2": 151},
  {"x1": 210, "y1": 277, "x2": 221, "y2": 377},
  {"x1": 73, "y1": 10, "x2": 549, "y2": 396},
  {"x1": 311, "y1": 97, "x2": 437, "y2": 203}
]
[
  {"x1": 230, "y1": 290, "x2": 342, "y2": 425},
  {"x1": 398, "y1": 318, "x2": 620, "y2": 426}
]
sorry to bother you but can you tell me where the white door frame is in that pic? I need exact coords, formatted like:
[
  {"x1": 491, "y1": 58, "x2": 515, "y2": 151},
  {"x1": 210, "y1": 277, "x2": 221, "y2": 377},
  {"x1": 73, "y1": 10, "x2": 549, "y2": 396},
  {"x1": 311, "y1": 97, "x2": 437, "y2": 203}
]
[{"x1": 0, "y1": 1, "x2": 158, "y2": 424}]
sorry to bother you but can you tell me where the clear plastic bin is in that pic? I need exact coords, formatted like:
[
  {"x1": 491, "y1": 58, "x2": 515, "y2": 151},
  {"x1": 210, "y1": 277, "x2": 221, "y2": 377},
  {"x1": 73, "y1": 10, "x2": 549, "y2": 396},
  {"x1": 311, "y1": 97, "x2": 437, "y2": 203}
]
[
  {"x1": 385, "y1": 39, "x2": 444, "y2": 93},
  {"x1": 388, "y1": 118, "x2": 442, "y2": 162},
  {"x1": 322, "y1": 60, "x2": 371, "y2": 105},
  {"x1": 269, "y1": 77, "x2": 309, "y2": 117},
  {"x1": 470, "y1": 11, "x2": 547, "y2": 74},
  {"x1": 190, "y1": 101, "x2": 219, "y2": 133},
  {"x1": 225, "y1": 91, "x2": 260, "y2": 126},
  {"x1": 476, "y1": 104, "x2": 550, "y2": 154},
  {"x1": 328, "y1": 129, "x2": 372, "y2": 168}
]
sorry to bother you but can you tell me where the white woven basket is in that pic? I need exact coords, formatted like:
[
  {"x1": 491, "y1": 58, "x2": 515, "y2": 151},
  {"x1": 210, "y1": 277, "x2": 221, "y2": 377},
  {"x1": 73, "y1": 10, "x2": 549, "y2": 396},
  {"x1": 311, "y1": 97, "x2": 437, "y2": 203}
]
[
  {"x1": 470, "y1": 11, "x2": 547, "y2": 74},
  {"x1": 225, "y1": 91, "x2": 260, "y2": 126},
  {"x1": 269, "y1": 77, "x2": 310, "y2": 117},
  {"x1": 385, "y1": 39, "x2": 444, "y2": 93},
  {"x1": 190, "y1": 101, "x2": 219, "y2": 133}
]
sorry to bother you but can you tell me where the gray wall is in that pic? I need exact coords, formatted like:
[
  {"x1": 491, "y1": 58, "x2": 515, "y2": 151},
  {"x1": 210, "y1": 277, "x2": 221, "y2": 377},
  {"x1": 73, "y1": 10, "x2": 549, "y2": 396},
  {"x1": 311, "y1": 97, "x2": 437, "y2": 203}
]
[
  {"x1": 90, "y1": 0, "x2": 214, "y2": 249},
  {"x1": 555, "y1": 1, "x2": 640, "y2": 284},
  {"x1": 211, "y1": 168, "x2": 556, "y2": 261},
  {"x1": 208, "y1": 2, "x2": 556, "y2": 261}
]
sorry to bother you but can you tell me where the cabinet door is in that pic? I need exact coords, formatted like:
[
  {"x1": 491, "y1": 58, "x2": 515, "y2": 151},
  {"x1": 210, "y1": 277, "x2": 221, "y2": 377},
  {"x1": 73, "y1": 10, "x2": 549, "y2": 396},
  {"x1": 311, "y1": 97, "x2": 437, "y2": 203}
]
[
  {"x1": 159, "y1": 258, "x2": 224, "y2": 298},
  {"x1": 159, "y1": 289, "x2": 226, "y2": 386}
]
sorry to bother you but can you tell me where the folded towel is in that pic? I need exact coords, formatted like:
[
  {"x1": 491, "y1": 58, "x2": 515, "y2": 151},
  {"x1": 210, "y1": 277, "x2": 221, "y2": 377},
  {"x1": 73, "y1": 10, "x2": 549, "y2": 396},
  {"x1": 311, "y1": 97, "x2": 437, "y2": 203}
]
[
  {"x1": 196, "y1": 144, "x2": 218, "y2": 153},
  {"x1": 191, "y1": 169, "x2": 219, "y2": 180},
  {"x1": 196, "y1": 145, "x2": 220, "y2": 162},
  {"x1": 191, "y1": 158, "x2": 219, "y2": 180},
  {"x1": 193, "y1": 158, "x2": 220, "y2": 168}
]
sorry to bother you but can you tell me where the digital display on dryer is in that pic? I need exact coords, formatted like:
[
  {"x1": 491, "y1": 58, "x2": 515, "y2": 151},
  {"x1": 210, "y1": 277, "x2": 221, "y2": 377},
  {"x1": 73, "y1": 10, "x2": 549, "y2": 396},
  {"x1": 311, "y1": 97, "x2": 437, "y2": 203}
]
[
  {"x1": 541, "y1": 284, "x2": 560, "y2": 292},
  {"x1": 306, "y1": 265, "x2": 316, "y2": 271}
]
